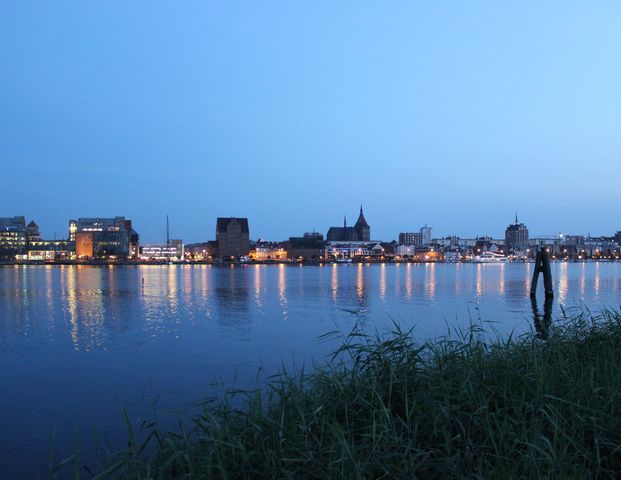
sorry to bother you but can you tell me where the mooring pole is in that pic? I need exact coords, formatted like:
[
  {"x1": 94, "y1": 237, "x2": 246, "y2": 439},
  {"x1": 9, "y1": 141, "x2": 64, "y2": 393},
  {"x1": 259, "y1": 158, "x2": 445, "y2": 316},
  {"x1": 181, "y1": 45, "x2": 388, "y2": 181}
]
[
  {"x1": 530, "y1": 246, "x2": 554, "y2": 299},
  {"x1": 541, "y1": 248, "x2": 553, "y2": 298},
  {"x1": 530, "y1": 250, "x2": 542, "y2": 296}
]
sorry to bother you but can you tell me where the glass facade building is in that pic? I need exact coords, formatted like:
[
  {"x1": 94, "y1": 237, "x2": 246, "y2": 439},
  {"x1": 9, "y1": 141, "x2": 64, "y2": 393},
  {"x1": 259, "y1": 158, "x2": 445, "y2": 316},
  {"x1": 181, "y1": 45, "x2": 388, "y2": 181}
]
[
  {"x1": 74, "y1": 217, "x2": 139, "y2": 259},
  {"x1": 0, "y1": 216, "x2": 27, "y2": 259}
]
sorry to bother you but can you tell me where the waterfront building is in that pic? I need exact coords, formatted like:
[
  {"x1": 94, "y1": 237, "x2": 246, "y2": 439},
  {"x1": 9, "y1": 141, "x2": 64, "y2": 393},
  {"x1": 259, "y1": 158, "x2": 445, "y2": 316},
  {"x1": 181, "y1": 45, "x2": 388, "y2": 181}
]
[
  {"x1": 395, "y1": 244, "x2": 442, "y2": 261},
  {"x1": 215, "y1": 217, "x2": 250, "y2": 259},
  {"x1": 184, "y1": 242, "x2": 215, "y2": 261},
  {"x1": 287, "y1": 232, "x2": 325, "y2": 261},
  {"x1": 252, "y1": 241, "x2": 288, "y2": 261},
  {"x1": 473, "y1": 237, "x2": 504, "y2": 256},
  {"x1": 68, "y1": 220, "x2": 77, "y2": 243},
  {"x1": 74, "y1": 217, "x2": 139, "y2": 259},
  {"x1": 324, "y1": 240, "x2": 395, "y2": 261},
  {"x1": 395, "y1": 243, "x2": 417, "y2": 258},
  {"x1": 558, "y1": 235, "x2": 584, "y2": 259},
  {"x1": 398, "y1": 232, "x2": 422, "y2": 246},
  {"x1": 399, "y1": 225, "x2": 432, "y2": 246},
  {"x1": 141, "y1": 244, "x2": 180, "y2": 260},
  {"x1": 583, "y1": 236, "x2": 617, "y2": 259},
  {"x1": 430, "y1": 237, "x2": 471, "y2": 259},
  {"x1": 444, "y1": 250, "x2": 462, "y2": 263},
  {"x1": 26, "y1": 221, "x2": 41, "y2": 244},
  {"x1": 504, "y1": 215, "x2": 529, "y2": 254},
  {"x1": 529, "y1": 236, "x2": 563, "y2": 257},
  {"x1": 206, "y1": 240, "x2": 219, "y2": 259},
  {"x1": 370, "y1": 242, "x2": 395, "y2": 259},
  {"x1": 142, "y1": 239, "x2": 185, "y2": 261},
  {"x1": 0, "y1": 216, "x2": 27, "y2": 259},
  {"x1": 170, "y1": 239, "x2": 184, "y2": 259},
  {"x1": 564, "y1": 235, "x2": 585, "y2": 248},
  {"x1": 26, "y1": 240, "x2": 69, "y2": 261},
  {"x1": 415, "y1": 246, "x2": 442, "y2": 262},
  {"x1": 420, "y1": 225, "x2": 432, "y2": 246},
  {"x1": 525, "y1": 234, "x2": 612, "y2": 259},
  {"x1": 434, "y1": 236, "x2": 462, "y2": 248},
  {"x1": 327, "y1": 206, "x2": 370, "y2": 242},
  {"x1": 411, "y1": 235, "x2": 504, "y2": 260},
  {"x1": 0, "y1": 218, "x2": 70, "y2": 261},
  {"x1": 325, "y1": 242, "x2": 373, "y2": 260},
  {"x1": 434, "y1": 237, "x2": 459, "y2": 248}
]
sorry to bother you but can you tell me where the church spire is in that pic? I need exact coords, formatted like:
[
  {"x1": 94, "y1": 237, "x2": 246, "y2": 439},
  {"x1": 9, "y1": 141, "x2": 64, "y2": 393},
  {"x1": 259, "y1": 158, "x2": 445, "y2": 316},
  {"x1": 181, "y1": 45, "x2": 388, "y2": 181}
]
[
  {"x1": 354, "y1": 204, "x2": 370, "y2": 241},
  {"x1": 344, "y1": 215, "x2": 347, "y2": 228},
  {"x1": 515, "y1": 212, "x2": 518, "y2": 224}
]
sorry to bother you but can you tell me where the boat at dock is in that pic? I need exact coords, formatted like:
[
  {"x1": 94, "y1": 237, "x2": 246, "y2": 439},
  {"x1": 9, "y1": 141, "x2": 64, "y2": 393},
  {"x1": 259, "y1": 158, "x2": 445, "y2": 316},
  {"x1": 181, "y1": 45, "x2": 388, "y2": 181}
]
[{"x1": 470, "y1": 252, "x2": 509, "y2": 263}]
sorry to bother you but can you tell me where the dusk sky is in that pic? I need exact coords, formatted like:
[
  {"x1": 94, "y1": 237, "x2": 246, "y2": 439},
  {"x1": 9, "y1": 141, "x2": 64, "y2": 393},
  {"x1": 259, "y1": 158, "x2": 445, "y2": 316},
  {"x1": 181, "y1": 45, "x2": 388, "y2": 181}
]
[{"x1": 2, "y1": 2, "x2": 620, "y2": 243}]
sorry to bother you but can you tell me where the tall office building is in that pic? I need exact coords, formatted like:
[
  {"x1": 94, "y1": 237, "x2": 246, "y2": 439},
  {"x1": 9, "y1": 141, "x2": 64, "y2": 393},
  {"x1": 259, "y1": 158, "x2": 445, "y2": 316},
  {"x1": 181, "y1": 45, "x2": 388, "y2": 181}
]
[
  {"x1": 399, "y1": 225, "x2": 432, "y2": 246},
  {"x1": 0, "y1": 216, "x2": 27, "y2": 258},
  {"x1": 505, "y1": 214, "x2": 529, "y2": 253},
  {"x1": 399, "y1": 232, "x2": 422, "y2": 245},
  {"x1": 420, "y1": 225, "x2": 432, "y2": 246}
]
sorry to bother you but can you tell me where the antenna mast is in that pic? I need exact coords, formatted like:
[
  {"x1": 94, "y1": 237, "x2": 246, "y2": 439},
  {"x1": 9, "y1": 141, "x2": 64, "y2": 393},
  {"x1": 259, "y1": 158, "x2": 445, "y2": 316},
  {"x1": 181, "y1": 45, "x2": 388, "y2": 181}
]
[
  {"x1": 166, "y1": 215, "x2": 171, "y2": 264},
  {"x1": 166, "y1": 215, "x2": 170, "y2": 247}
]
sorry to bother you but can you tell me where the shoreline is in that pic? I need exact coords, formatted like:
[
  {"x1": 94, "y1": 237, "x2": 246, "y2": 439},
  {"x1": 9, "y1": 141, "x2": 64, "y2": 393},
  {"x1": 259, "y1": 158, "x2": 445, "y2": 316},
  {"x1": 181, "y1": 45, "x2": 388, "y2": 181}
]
[{"x1": 1, "y1": 258, "x2": 616, "y2": 267}]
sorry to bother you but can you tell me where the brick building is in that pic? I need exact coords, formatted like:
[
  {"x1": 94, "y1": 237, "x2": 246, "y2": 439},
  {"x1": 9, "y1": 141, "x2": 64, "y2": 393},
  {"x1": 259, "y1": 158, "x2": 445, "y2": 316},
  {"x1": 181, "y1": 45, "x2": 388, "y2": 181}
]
[{"x1": 215, "y1": 217, "x2": 250, "y2": 258}]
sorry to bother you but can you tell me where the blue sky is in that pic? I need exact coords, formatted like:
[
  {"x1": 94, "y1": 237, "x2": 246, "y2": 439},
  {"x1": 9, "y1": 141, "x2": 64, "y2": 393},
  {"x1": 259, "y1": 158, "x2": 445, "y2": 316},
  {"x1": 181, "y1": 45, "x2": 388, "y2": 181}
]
[{"x1": 1, "y1": 1, "x2": 620, "y2": 242}]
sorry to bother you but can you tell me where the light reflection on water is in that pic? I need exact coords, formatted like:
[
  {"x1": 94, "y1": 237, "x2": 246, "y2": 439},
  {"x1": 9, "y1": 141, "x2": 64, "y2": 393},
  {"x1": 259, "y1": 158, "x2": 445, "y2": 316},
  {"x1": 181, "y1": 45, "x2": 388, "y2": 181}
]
[
  {"x1": 278, "y1": 264, "x2": 287, "y2": 319},
  {"x1": 3, "y1": 263, "x2": 620, "y2": 351},
  {"x1": 1, "y1": 262, "x2": 621, "y2": 477},
  {"x1": 331, "y1": 263, "x2": 338, "y2": 302},
  {"x1": 379, "y1": 263, "x2": 386, "y2": 300}
]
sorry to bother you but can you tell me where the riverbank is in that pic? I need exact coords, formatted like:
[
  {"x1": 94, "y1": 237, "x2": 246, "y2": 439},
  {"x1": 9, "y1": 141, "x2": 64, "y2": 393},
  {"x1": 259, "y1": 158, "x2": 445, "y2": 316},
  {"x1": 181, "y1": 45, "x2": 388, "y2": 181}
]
[
  {"x1": 56, "y1": 309, "x2": 621, "y2": 479},
  {"x1": 2, "y1": 258, "x2": 618, "y2": 267}
]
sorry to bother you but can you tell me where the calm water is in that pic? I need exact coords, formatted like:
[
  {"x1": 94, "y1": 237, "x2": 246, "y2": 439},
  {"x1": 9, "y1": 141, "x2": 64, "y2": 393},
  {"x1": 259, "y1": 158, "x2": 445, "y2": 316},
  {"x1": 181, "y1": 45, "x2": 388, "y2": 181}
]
[{"x1": 1, "y1": 262, "x2": 620, "y2": 477}]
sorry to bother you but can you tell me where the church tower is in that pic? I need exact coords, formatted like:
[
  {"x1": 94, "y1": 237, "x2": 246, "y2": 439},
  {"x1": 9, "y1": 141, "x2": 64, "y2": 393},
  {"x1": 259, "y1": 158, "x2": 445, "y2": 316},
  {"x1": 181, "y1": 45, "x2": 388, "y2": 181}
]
[{"x1": 354, "y1": 205, "x2": 370, "y2": 241}]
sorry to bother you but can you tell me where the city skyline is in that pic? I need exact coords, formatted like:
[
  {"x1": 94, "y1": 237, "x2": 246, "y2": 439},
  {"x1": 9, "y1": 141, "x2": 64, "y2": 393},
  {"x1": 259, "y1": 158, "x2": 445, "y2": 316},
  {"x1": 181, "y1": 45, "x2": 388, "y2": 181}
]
[
  {"x1": 3, "y1": 212, "x2": 619, "y2": 264},
  {"x1": 2, "y1": 2, "x2": 621, "y2": 242},
  {"x1": 1, "y1": 210, "x2": 619, "y2": 246}
]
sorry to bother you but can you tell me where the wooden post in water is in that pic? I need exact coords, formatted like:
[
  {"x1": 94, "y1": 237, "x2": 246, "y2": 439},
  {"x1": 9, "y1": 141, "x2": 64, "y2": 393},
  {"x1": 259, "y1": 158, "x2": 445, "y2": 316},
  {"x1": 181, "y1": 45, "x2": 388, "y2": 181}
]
[{"x1": 530, "y1": 247, "x2": 554, "y2": 298}]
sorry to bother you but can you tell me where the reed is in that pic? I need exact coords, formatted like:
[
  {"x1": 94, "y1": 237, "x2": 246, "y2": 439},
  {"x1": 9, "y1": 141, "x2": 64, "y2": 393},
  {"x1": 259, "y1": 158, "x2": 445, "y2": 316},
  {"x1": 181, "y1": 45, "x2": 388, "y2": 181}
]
[{"x1": 55, "y1": 308, "x2": 621, "y2": 479}]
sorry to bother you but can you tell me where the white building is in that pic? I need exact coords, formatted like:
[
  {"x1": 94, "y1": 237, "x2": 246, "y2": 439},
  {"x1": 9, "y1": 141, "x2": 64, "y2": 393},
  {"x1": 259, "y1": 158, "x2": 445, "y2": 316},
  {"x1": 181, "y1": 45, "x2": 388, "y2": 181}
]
[
  {"x1": 420, "y1": 225, "x2": 432, "y2": 246},
  {"x1": 141, "y1": 243, "x2": 182, "y2": 260},
  {"x1": 395, "y1": 244, "x2": 417, "y2": 257},
  {"x1": 325, "y1": 242, "x2": 372, "y2": 259},
  {"x1": 444, "y1": 251, "x2": 462, "y2": 262}
]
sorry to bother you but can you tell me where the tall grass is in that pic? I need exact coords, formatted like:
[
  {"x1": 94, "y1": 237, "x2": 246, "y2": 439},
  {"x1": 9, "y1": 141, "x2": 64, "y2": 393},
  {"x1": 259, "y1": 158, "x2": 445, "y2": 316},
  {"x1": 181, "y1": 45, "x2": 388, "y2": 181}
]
[{"x1": 55, "y1": 309, "x2": 621, "y2": 479}]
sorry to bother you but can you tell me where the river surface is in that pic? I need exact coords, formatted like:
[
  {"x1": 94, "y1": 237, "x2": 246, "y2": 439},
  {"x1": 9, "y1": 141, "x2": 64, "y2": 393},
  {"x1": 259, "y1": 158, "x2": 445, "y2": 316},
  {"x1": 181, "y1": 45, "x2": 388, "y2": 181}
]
[{"x1": 1, "y1": 262, "x2": 620, "y2": 477}]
